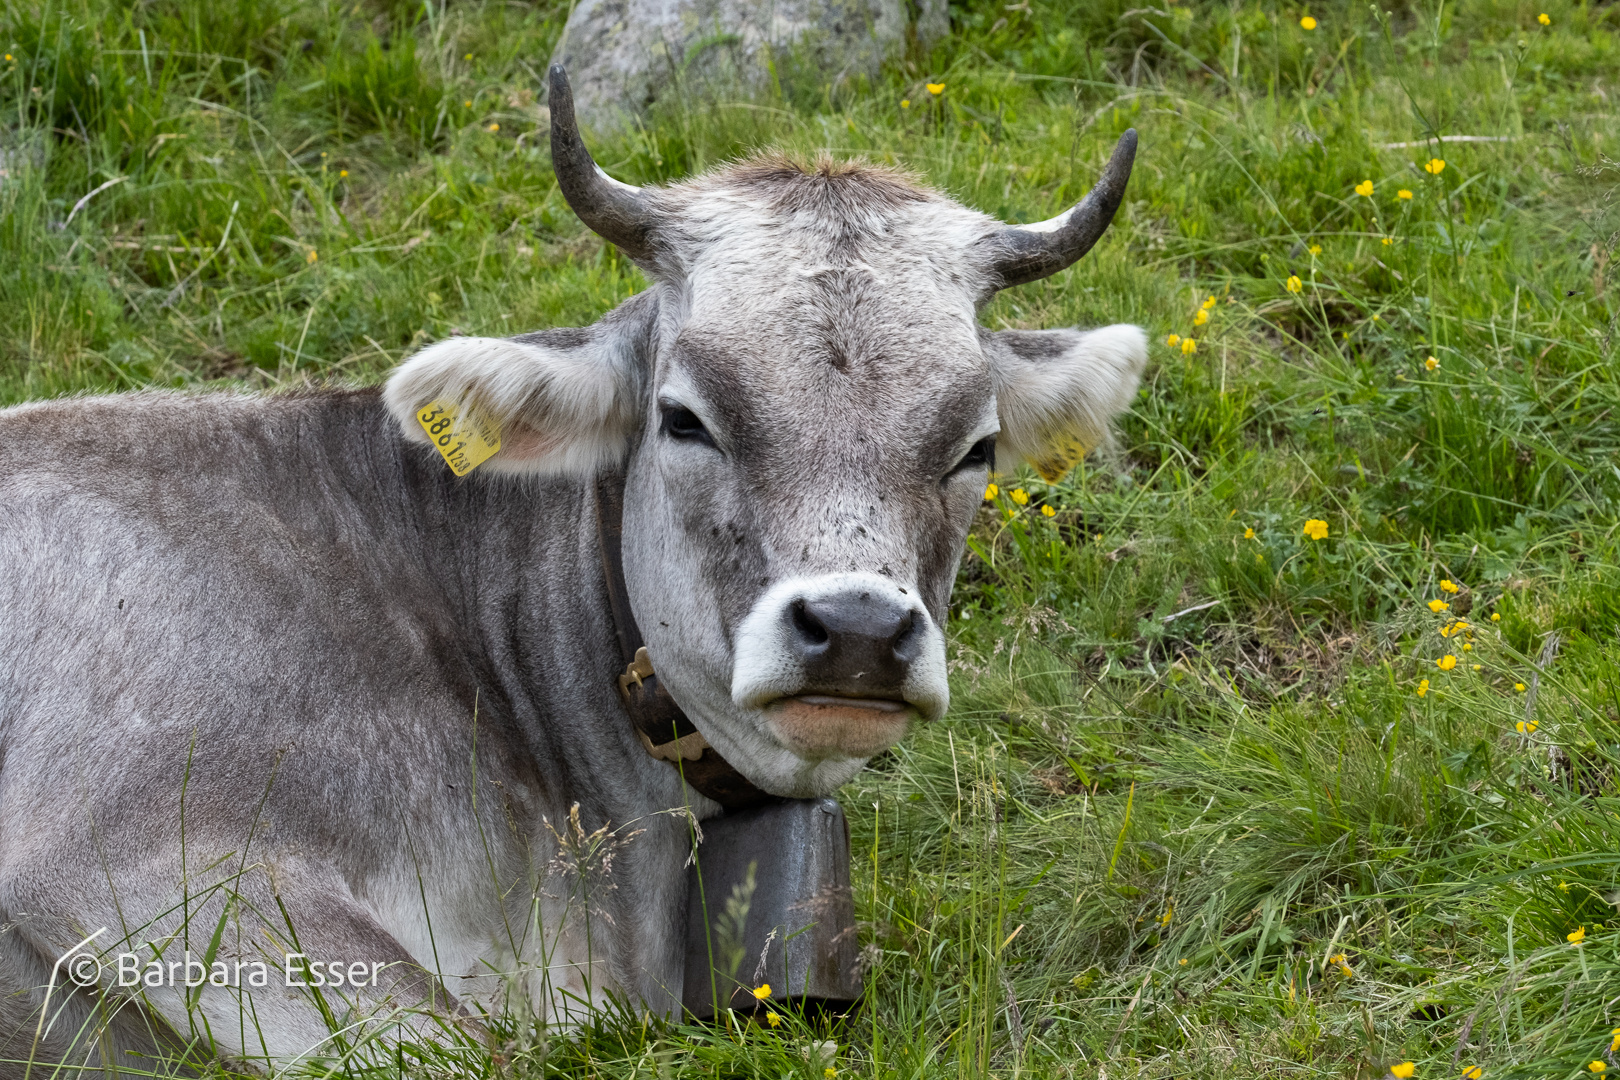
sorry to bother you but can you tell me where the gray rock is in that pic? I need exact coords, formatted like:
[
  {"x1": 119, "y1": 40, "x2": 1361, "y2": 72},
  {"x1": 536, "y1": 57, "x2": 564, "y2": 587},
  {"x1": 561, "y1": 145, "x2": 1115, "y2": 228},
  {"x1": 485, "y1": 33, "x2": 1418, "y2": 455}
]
[{"x1": 549, "y1": 0, "x2": 947, "y2": 131}]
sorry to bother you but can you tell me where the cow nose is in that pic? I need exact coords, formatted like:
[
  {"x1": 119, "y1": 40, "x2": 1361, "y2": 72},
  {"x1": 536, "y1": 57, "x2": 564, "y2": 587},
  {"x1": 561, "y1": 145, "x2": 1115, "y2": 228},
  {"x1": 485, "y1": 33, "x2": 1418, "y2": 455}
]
[{"x1": 786, "y1": 591, "x2": 920, "y2": 693}]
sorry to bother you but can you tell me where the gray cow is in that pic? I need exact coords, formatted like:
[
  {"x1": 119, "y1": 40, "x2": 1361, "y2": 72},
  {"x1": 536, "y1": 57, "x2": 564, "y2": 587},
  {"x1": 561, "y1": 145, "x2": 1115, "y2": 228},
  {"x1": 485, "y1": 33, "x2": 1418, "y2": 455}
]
[{"x1": 0, "y1": 66, "x2": 1145, "y2": 1075}]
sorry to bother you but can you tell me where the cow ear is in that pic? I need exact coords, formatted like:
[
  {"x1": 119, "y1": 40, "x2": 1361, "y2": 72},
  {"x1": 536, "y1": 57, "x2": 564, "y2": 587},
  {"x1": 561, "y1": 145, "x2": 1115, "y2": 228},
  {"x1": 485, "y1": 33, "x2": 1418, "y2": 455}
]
[
  {"x1": 982, "y1": 324, "x2": 1148, "y2": 481},
  {"x1": 383, "y1": 293, "x2": 655, "y2": 477}
]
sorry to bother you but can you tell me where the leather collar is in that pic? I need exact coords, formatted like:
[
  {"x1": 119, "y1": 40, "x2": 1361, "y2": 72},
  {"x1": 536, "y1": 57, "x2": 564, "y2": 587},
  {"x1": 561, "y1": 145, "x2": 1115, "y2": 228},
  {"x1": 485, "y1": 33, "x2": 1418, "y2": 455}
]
[{"x1": 593, "y1": 475, "x2": 776, "y2": 812}]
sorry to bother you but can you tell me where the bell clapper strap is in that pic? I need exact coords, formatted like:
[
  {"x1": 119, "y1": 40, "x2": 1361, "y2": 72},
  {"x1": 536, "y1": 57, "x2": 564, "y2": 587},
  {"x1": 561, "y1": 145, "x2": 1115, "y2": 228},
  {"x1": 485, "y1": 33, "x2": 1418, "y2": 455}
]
[{"x1": 619, "y1": 647, "x2": 712, "y2": 763}]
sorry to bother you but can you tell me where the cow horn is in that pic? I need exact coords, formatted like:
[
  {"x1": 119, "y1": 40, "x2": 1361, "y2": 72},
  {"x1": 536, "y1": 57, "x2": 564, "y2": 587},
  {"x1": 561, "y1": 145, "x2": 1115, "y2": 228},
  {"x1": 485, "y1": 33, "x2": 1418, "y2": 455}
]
[
  {"x1": 983, "y1": 129, "x2": 1137, "y2": 290},
  {"x1": 548, "y1": 64, "x2": 656, "y2": 262}
]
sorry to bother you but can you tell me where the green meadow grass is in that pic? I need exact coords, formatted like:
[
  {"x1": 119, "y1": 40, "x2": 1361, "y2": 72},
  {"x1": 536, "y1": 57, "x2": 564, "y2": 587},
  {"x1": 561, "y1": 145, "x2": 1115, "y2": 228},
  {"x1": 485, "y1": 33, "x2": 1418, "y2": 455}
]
[{"x1": 4, "y1": 0, "x2": 1620, "y2": 1076}]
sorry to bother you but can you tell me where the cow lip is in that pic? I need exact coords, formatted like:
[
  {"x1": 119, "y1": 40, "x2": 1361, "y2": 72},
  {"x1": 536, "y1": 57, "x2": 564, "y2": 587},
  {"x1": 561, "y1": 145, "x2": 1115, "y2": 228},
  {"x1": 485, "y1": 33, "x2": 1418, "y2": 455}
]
[{"x1": 786, "y1": 694, "x2": 911, "y2": 714}]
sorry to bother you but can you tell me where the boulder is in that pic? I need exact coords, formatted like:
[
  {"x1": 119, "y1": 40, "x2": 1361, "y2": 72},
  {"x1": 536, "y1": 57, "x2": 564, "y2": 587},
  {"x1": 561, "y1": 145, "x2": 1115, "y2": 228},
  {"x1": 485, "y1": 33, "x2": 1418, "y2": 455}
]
[{"x1": 549, "y1": 0, "x2": 946, "y2": 131}]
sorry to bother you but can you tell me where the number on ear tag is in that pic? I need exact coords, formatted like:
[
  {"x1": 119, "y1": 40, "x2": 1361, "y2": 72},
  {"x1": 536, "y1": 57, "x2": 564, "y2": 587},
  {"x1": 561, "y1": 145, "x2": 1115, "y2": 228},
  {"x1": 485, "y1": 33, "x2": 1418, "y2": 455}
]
[{"x1": 416, "y1": 398, "x2": 502, "y2": 476}]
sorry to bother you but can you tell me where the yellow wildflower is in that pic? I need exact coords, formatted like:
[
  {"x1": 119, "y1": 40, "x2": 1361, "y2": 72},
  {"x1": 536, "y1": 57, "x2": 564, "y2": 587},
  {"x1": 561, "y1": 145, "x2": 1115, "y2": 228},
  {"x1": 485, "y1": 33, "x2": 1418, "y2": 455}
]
[
  {"x1": 926, "y1": 82, "x2": 945, "y2": 95},
  {"x1": 826, "y1": 1070, "x2": 838, "y2": 1080},
  {"x1": 1436, "y1": 655, "x2": 1457, "y2": 671},
  {"x1": 464, "y1": 100, "x2": 472, "y2": 107},
  {"x1": 984, "y1": 483, "x2": 999, "y2": 501},
  {"x1": 1193, "y1": 309, "x2": 1209, "y2": 326},
  {"x1": 1417, "y1": 679, "x2": 1429, "y2": 698},
  {"x1": 1010, "y1": 488, "x2": 1029, "y2": 505},
  {"x1": 306, "y1": 250, "x2": 318, "y2": 264},
  {"x1": 1439, "y1": 623, "x2": 1454, "y2": 638},
  {"x1": 1041, "y1": 505, "x2": 1056, "y2": 517},
  {"x1": 1424, "y1": 158, "x2": 1446, "y2": 175},
  {"x1": 1425, "y1": 356, "x2": 1440, "y2": 371},
  {"x1": 1440, "y1": 579, "x2": 1459, "y2": 593},
  {"x1": 1300, "y1": 15, "x2": 1317, "y2": 29},
  {"x1": 901, "y1": 99, "x2": 910, "y2": 109},
  {"x1": 1355, "y1": 180, "x2": 1375, "y2": 197},
  {"x1": 1462, "y1": 642, "x2": 1472, "y2": 651},
  {"x1": 1611, "y1": 1029, "x2": 1620, "y2": 1052},
  {"x1": 1167, "y1": 333, "x2": 1181, "y2": 346},
  {"x1": 1244, "y1": 527, "x2": 1255, "y2": 539},
  {"x1": 1516, "y1": 720, "x2": 1537, "y2": 734},
  {"x1": 1303, "y1": 519, "x2": 1328, "y2": 540},
  {"x1": 1538, "y1": 12, "x2": 1550, "y2": 24},
  {"x1": 1178, "y1": 958, "x2": 1188, "y2": 966},
  {"x1": 1428, "y1": 599, "x2": 1449, "y2": 613},
  {"x1": 1558, "y1": 881, "x2": 1571, "y2": 891},
  {"x1": 1472, "y1": 664, "x2": 1482, "y2": 672},
  {"x1": 1398, "y1": 189, "x2": 1413, "y2": 200},
  {"x1": 1391, "y1": 1064, "x2": 1416, "y2": 1080},
  {"x1": 1589, "y1": 1064, "x2": 1605, "y2": 1075},
  {"x1": 1463, "y1": 1068, "x2": 1483, "y2": 1080},
  {"x1": 464, "y1": 52, "x2": 473, "y2": 60},
  {"x1": 487, "y1": 123, "x2": 500, "y2": 132},
  {"x1": 1491, "y1": 612, "x2": 1501, "y2": 621},
  {"x1": 1514, "y1": 683, "x2": 1527, "y2": 693},
  {"x1": 1382, "y1": 237, "x2": 1393, "y2": 246},
  {"x1": 1286, "y1": 275, "x2": 1303, "y2": 293},
  {"x1": 765, "y1": 1011, "x2": 781, "y2": 1027},
  {"x1": 1202, "y1": 295, "x2": 1217, "y2": 309},
  {"x1": 1309, "y1": 244, "x2": 1322, "y2": 255},
  {"x1": 1568, "y1": 927, "x2": 1585, "y2": 944},
  {"x1": 752, "y1": 983, "x2": 772, "y2": 999},
  {"x1": 1181, "y1": 337, "x2": 1198, "y2": 354},
  {"x1": 339, "y1": 169, "x2": 348, "y2": 177}
]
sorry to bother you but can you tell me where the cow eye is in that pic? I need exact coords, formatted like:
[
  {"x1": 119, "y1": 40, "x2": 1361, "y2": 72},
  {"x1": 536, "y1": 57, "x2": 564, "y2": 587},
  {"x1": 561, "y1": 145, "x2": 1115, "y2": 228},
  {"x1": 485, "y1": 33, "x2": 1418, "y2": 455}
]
[
  {"x1": 660, "y1": 404, "x2": 715, "y2": 447},
  {"x1": 951, "y1": 437, "x2": 995, "y2": 475}
]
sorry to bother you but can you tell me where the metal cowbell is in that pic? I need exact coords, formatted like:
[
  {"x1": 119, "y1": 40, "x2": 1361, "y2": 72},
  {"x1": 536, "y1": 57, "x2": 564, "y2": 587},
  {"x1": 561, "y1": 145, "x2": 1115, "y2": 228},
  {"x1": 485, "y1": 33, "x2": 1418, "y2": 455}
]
[{"x1": 682, "y1": 798, "x2": 862, "y2": 1017}]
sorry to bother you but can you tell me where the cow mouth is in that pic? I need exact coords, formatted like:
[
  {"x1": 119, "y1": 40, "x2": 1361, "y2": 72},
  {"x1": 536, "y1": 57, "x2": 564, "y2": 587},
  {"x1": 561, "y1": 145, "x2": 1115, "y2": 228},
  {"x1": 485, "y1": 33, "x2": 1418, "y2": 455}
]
[{"x1": 762, "y1": 693, "x2": 917, "y2": 759}]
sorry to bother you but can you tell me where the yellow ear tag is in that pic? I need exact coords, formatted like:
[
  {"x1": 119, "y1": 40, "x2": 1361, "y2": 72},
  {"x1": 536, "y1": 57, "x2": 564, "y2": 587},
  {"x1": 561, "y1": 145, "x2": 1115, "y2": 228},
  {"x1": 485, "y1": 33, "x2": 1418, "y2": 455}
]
[
  {"x1": 1031, "y1": 434, "x2": 1091, "y2": 483},
  {"x1": 416, "y1": 398, "x2": 501, "y2": 476}
]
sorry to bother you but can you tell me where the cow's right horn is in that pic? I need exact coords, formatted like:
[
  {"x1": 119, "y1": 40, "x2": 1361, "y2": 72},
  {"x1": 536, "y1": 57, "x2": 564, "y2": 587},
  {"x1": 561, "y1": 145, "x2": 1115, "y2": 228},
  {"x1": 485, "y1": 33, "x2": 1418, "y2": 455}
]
[
  {"x1": 548, "y1": 64, "x2": 657, "y2": 263},
  {"x1": 981, "y1": 129, "x2": 1137, "y2": 291}
]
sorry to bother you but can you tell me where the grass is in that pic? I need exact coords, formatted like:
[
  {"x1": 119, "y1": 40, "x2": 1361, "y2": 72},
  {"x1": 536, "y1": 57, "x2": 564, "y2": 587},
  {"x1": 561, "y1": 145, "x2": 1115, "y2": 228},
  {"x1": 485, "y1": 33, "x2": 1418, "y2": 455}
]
[{"x1": 4, "y1": 0, "x2": 1620, "y2": 1076}]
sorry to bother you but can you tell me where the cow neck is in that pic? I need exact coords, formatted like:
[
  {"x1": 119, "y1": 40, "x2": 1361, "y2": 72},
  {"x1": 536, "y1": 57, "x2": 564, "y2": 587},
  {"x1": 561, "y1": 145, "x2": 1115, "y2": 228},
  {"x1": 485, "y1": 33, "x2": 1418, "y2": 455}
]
[{"x1": 592, "y1": 473, "x2": 776, "y2": 813}]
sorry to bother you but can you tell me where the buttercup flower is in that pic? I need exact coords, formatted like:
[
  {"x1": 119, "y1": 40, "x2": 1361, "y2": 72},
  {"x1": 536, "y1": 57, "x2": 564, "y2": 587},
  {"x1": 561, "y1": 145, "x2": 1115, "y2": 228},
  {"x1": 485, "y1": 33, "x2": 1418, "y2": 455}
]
[
  {"x1": 984, "y1": 483, "x2": 999, "y2": 501},
  {"x1": 1538, "y1": 12, "x2": 1550, "y2": 24},
  {"x1": 926, "y1": 82, "x2": 945, "y2": 94},
  {"x1": 1491, "y1": 612, "x2": 1501, "y2": 621},
  {"x1": 1328, "y1": 953, "x2": 1353, "y2": 976},
  {"x1": 1391, "y1": 1064, "x2": 1416, "y2": 1080},
  {"x1": 1568, "y1": 927, "x2": 1585, "y2": 944},
  {"x1": 1309, "y1": 244, "x2": 1323, "y2": 255},
  {"x1": 1181, "y1": 337, "x2": 1198, "y2": 354},
  {"x1": 1167, "y1": 333, "x2": 1181, "y2": 346},
  {"x1": 1472, "y1": 664, "x2": 1482, "y2": 672},
  {"x1": 1300, "y1": 15, "x2": 1317, "y2": 29},
  {"x1": 1398, "y1": 189, "x2": 1413, "y2": 200},
  {"x1": 753, "y1": 983, "x2": 772, "y2": 999},
  {"x1": 339, "y1": 169, "x2": 349, "y2": 177},
  {"x1": 1303, "y1": 519, "x2": 1328, "y2": 540},
  {"x1": 1436, "y1": 655, "x2": 1457, "y2": 671},
  {"x1": 1440, "y1": 579, "x2": 1458, "y2": 593},
  {"x1": 1516, "y1": 720, "x2": 1537, "y2": 734},
  {"x1": 1010, "y1": 488, "x2": 1029, "y2": 505},
  {"x1": 1610, "y1": 1029, "x2": 1620, "y2": 1052},
  {"x1": 1417, "y1": 679, "x2": 1429, "y2": 698},
  {"x1": 306, "y1": 250, "x2": 318, "y2": 264},
  {"x1": 901, "y1": 99, "x2": 910, "y2": 108},
  {"x1": 1424, "y1": 158, "x2": 1446, "y2": 174},
  {"x1": 1382, "y1": 237, "x2": 1394, "y2": 246},
  {"x1": 1463, "y1": 1068, "x2": 1483, "y2": 1080},
  {"x1": 826, "y1": 1070, "x2": 838, "y2": 1079},
  {"x1": 1286, "y1": 275, "x2": 1303, "y2": 293},
  {"x1": 1193, "y1": 309, "x2": 1209, "y2": 326},
  {"x1": 1041, "y1": 505, "x2": 1056, "y2": 517},
  {"x1": 1514, "y1": 683, "x2": 1527, "y2": 692},
  {"x1": 1244, "y1": 527, "x2": 1255, "y2": 539},
  {"x1": 1202, "y1": 295, "x2": 1217, "y2": 309},
  {"x1": 1356, "y1": 180, "x2": 1375, "y2": 197},
  {"x1": 488, "y1": 123, "x2": 500, "y2": 132},
  {"x1": 766, "y1": 1011, "x2": 781, "y2": 1027},
  {"x1": 1428, "y1": 599, "x2": 1450, "y2": 613},
  {"x1": 1425, "y1": 356, "x2": 1440, "y2": 370},
  {"x1": 1588, "y1": 1064, "x2": 1605, "y2": 1075}
]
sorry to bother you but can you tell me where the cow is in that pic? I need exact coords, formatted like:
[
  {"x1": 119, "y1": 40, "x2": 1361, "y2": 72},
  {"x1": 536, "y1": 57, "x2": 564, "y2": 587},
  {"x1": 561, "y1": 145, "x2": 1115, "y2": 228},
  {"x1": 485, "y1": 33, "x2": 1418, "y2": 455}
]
[{"x1": 0, "y1": 64, "x2": 1146, "y2": 1075}]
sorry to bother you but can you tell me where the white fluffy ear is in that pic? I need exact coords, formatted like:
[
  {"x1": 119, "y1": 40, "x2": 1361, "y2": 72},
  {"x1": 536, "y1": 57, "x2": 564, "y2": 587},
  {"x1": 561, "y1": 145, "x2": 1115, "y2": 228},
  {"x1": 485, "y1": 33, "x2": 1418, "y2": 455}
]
[
  {"x1": 982, "y1": 324, "x2": 1148, "y2": 481},
  {"x1": 383, "y1": 293, "x2": 656, "y2": 477}
]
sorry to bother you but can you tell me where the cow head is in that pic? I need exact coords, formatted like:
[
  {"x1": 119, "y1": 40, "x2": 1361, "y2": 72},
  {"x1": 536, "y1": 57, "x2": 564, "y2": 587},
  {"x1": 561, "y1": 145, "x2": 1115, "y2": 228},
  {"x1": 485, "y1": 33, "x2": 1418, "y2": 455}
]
[{"x1": 385, "y1": 66, "x2": 1147, "y2": 798}]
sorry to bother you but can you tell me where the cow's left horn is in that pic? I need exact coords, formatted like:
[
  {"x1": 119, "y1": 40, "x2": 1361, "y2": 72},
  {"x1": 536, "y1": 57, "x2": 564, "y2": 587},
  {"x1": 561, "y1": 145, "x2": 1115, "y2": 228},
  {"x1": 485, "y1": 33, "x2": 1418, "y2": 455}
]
[
  {"x1": 982, "y1": 129, "x2": 1137, "y2": 290},
  {"x1": 548, "y1": 64, "x2": 657, "y2": 263}
]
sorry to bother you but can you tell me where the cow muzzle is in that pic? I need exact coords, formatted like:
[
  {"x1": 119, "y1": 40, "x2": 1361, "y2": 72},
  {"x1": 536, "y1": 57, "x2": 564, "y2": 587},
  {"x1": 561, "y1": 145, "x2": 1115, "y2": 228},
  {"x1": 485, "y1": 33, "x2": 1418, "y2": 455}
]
[{"x1": 731, "y1": 574, "x2": 949, "y2": 760}]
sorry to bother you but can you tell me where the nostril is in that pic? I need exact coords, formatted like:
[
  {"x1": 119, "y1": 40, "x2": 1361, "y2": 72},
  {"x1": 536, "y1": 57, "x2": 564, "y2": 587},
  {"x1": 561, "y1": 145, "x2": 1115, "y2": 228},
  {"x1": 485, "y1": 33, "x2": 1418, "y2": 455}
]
[
  {"x1": 790, "y1": 598, "x2": 830, "y2": 647},
  {"x1": 891, "y1": 609, "x2": 919, "y2": 663}
]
